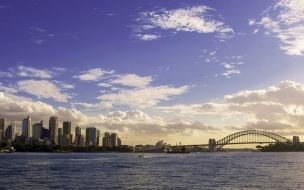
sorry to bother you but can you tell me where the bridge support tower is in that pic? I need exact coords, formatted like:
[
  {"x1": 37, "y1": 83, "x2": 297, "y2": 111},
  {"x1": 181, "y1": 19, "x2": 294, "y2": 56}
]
[{"x1": 208, "y1": 138, "x2": 216, "y2": 152}]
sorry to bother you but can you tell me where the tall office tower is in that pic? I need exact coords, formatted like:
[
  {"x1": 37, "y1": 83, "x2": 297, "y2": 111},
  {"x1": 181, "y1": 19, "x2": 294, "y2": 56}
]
[
  {"x1": 49, "y1": 116, "x2": 59, "y2": 144},
  {"x1": 111, "y1": 133, "x2": 118, "y2": 147},
  {"x1": 75, "y1": 126, "x2": 81, "y2": 136},
  {"x1": 96, "y1": 130, "x2": 100, "y2": 146},
  {"x1": 86, "y1": 127, "x2": 97, "y2": 146},
  {"x1": 0, "y1": 118, "x2": 6, "y2": 142},
  {"x1": 63, "y1": 121, "x2": 71, "y2": 135},
  {"x1": 22, "y1": 116, "x2": 32, "y2": 138},
  {"x1": 5, "y1": 122, "x2": 16, "y2": 141},
  {"x1": 74, "y1": 126, "x2": 83, "y2": 147},
  {"x1": 102, "y1": 132, "x2": 111, "y2": 148},
  {"x1": 117, "y1": 138, "x2": 121, "y2": 147},
  {"x1": 58, "y1": 128, "x2": 62, "y2": 145},
  {"x1": 41, "y1": 127, "x2": 49, "y2": 139},
  {"x1": 32, "y1": 121, "x2": 43, "y2": 140},
  {"x1": 103, "y1": 132, "x2": 111, "y2": 147}
]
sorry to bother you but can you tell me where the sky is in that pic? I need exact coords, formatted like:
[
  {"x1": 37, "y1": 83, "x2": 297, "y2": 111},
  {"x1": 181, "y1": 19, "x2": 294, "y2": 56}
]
[{"x1": 1, "y1": 0, "x2": 304, "y2": 145}]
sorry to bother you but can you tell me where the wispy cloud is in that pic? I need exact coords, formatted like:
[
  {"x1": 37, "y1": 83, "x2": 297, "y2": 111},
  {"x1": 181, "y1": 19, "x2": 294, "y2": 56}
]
[
  {"x1": 110, "y1": 74, "x2": 153, "y2": 88},
  {"x1": 250, "y1": 0, "x2": 304, "y2": 56},
  {"x1": 14, "y1": 65, "x2": 53, "y2": 79},
  {"x1": 17, "y1": 80, "x2": 70, "y2": 102},
  {"x1": 98, "y1": 85, "x2": 190, "y2": 108},
  {"x1": 74, "y1": 68, "x2": 114, "y2": 81},
  {"x1": 135, "y1": 5, "x2": 234, "y2": 41}
]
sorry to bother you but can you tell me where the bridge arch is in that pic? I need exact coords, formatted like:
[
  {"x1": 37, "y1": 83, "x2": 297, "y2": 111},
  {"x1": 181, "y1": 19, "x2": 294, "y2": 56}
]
[{"x1": 215, "y1": 130, "x2": 291, "y2": 149}]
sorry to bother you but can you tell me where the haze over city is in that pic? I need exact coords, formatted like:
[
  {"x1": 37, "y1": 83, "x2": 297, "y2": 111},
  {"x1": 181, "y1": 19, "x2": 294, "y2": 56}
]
[{"x1": 1, "y1": 0, "x2": 304, "y2": 146}]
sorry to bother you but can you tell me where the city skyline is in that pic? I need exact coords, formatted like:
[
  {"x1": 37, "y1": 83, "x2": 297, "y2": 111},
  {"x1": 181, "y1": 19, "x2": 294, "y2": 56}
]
[{"x1": 1, "y1": 0, "x2": 304, "y2": 145}]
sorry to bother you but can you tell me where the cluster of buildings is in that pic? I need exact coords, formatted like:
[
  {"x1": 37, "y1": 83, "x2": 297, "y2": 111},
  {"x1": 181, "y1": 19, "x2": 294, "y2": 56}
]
[{"x1": 0, "y1": 116, "x2": 122, "y2": 148}]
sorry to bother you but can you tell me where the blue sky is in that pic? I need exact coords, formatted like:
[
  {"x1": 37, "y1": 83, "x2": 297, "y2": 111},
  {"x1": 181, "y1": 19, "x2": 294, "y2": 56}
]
[{"x1": 1, "y1": 0, "x2": 304, "y2": 144}]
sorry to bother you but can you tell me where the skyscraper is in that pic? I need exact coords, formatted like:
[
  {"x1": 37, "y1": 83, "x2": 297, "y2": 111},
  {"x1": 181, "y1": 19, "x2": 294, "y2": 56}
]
[
  {"x1": 49, "y1": 116, "x2": 59, "y2": 144},
  {"x1": 111, "y1": 133, "x2": 118, "y2": 147},
  {"x1": 86, "y1": 127, "x2": 97, "y2": 146},
  {"x1": 63, "y1": 121, "x2": 71, "y2": 135},
  {"x1": 0, "y1": 118, "x2": 6, "y2": 142},
  {"x1": 22, "y1": 116, "x2": 32, "y2": 138},
  {"x1": 75, "y1": 126, "x2": 81, "y2": 136},
  {"x1": 102, "y1": 132, "x2": 121, "y2": 148},
  {"x1": 58, "y1": 128, "x2": 62, "y2": 145},
  {"x1": 74, "y1": 126, "x2": 84, "y2": 147},
  {"x1": 32, "y1": 121, "x2": 43, "y2": 140},
  {"x1": 5, "y1": 122, "x2": 16, "y2": 141},
  {"x1": 102, "y1": 132, "x2": 111, "y2": 147},
  {"x1": 96, "y1": 130, "x2": 100, "y2": 146}
]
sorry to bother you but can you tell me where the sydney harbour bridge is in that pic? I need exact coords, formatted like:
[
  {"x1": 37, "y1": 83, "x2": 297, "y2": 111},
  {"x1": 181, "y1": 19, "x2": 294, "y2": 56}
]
[{"x1": 173, "y1": 130, "x2": 292, "y2": 151}]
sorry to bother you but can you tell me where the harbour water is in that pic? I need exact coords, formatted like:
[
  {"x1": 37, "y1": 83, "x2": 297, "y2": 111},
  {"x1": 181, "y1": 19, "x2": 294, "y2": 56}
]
[{"x1": 0, "y1": 152, "x2": 303, "y2": 189}]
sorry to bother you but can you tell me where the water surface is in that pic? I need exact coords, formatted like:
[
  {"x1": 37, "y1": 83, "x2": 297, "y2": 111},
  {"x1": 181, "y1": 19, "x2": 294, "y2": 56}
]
[{"x1": 0, "y1": 152, "x2": 303, "y2": 189}]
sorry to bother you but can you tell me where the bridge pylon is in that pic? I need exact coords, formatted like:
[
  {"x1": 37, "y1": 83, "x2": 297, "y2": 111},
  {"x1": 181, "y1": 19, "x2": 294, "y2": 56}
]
[{"x1": 208, "y1": 138, "x2": 216, "y2": 152}]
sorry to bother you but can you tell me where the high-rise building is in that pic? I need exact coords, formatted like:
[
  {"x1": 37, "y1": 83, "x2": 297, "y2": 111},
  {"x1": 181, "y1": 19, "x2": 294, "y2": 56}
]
[
  {"x1": 0, "y1": 118, "x2": 6, "y2": 142},
  {"x1": 96, "y1": 130, "x2": 100, "y2": 146},
  {"x1": 111, "y1": 133, "x2": 118, "y2": 147},
  {"x1": 63, "y1": 121, "x2": 71, "y2": 135},
  {"x1": 41, "y1": 127, "x2": 49, "y2": 139},
  {"x1": 22, "y1": 116, "x2": 32, "y2": 138},
  {"x1": 86, "y1": 127, "x2": 98, "y2": 146},
  {"x1": 58, "y1": 128, "x2": 62, "y2": 145},
  {"x1": 75, "y1": 126, "x2": 81, "y2": 136},
  {"x1": 117, "y1": 138, "x2": 121, "y2": 146},
  {"x1": 60, "y1": 134, "x2": 73, "y2": 147},
  {"x1": 74, "y1": 126, "x2": 84, "y2": 147},
  {"x1": 49, "y1": 116, "x2": 59, "y2": 144},
  {"x1": 102, "y1": 132, "x2": 121, "y2": 148},
  {"x1": 102, "y1": 132, "x2": 111, "y2": 147},
  {"x1": 32, "y1": 121, "x2": 43, "y2": 140},
  {"x1": 5, "y1": 122, "x2": 16, "y2": 141}
]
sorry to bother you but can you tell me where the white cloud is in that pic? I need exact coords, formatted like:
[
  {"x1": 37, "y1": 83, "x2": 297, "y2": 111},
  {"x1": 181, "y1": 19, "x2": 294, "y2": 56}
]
[
  {"x1": 17, "y1": 80, "x2": 70, "y2": 102},
  {"x1": 136, "y1": 34, "x2": 161, "y2": 41},
  {"x1": 0, "y1": 91, "x2": 221, "y2": 144},
  {"x1": 221, "y1": 69, "x2": 240, "y2": 78},
  {"x1": 98, "y1": 85, "x2": 190, "y2": 107},
  {"x1": 15, "y1": 65, "x2": 53, "y2": 79},
  {"x1": 137, "y1": 5, "x2": 233, "y2": 40},
  {"x1": 251, "y1": 0, "x2": 304, "y2": 56},
  {"x1": 0, "y1": 83, "x2": 18, "y2": 94},
  {"x1": 98, "y1": 83, "x2": 112, "y2": 88},
  {"x1": 75, "y1": 68, "x2": 113, "y2": 81},
  {"x1": 72, "y1": 102, "x2": 113, "y2": 110},
  {"x1": 0, "y1": 71, "x2": 13, "y2": 77},
  {"x1": 110, "y1": 74, "x2": 153, "y2": 88},
  {"x1": 52, "y1": 67, "x2": 66, "y2": 72}
]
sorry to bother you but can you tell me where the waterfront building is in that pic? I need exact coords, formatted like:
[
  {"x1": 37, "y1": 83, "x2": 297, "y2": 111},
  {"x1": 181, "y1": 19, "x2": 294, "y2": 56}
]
[
  {"x1": 74, "y1": 126, "x2": 84, "y2": 147},
  {"x1": 111, "y1": 133, "x2": 118, "y2": 147},
  {"x1": 97, "y1": 130, "x2": 100, "y2": 146},
  {"x1": 102, "y1": 132, "x2": 111, "y2": 147},
  {"x1": 58, "y1": 128, "x2": 62, "y2": 146},
  {"x1": 32, "y1": 121, "x2": 43, "y2": 140},
  {"x1": 63, "y1": 121, "x2": 71, "y2": 135},
  {"x1": 60, "y1": 134, "x2": 73, "y2": 147},
  {"x1": 86, "y1": 127, "x2": 98, "y2": 146},
  {"x1": 75, "y1": 126, "x2": 81, "y2": 136},
  {"x1": 0, "y1": 118, "x2": 6, "y2": 142},
  {"x1": 49, "y1": 116, "x2": 59, "y2": 144},
  {"x1": 5, "y1": 122, "x2": 16, "y2": 141},
  {"x1": 41, "y1": 127, "x2": 49, "y2": 139},
  {"x1": 102, "y1": 132, "x2": 121, "y2": 148},
  {"x1": 22, "y1": 116, "x2": 32, "y2": 138},
  {"x1": 118, "y1": 138, "x2": 121, "y2": 146}
]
